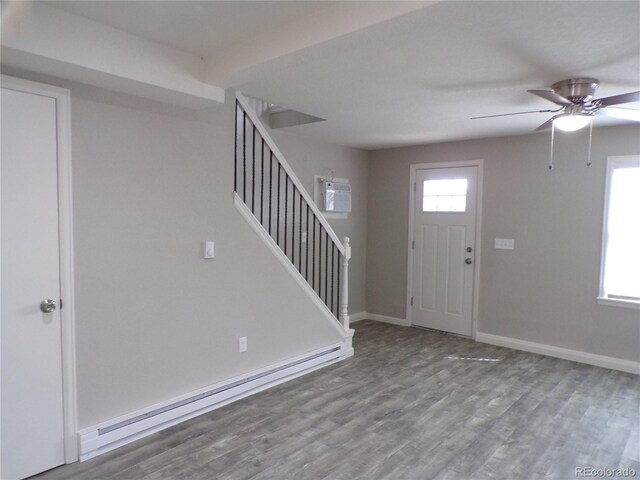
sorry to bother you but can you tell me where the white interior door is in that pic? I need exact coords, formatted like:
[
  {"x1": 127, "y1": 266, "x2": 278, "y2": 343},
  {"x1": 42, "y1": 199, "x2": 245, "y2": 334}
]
[
  {"x1": 1, "y1": 86, "x2": 66, "y2": 479},
  {"x1": 411, "y1": 166, "x2": 477, "y2": 336}
]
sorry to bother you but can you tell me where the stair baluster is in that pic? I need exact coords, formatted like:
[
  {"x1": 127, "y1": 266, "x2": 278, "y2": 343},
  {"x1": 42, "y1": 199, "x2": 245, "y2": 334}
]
[{"x1": 234, "y1": 94, "x2": 350, "y2": 328}]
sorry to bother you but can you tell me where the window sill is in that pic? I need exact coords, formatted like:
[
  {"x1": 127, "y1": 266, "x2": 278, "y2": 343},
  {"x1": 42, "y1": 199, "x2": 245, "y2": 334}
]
[{"x1": 597, "y1": 297, "x2": 640, "y2": 310}]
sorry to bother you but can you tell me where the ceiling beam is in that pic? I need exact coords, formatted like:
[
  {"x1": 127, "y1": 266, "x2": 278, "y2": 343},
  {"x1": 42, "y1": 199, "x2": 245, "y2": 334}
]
[
  {"x1": 205, "y1": 1, "x2": 437, "y2": 86},
  {"x1": 1, "y1": 2, "x2": 225, "y2": 108}
]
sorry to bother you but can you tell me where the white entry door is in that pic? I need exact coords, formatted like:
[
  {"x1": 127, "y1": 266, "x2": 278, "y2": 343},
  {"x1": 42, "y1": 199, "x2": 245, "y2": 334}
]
[
  {"x1": 411, "y1": 166, "x2": 478, "y2": 336},
  {"x1": 1, "y1": 84, "x2": 66, "y2": 479}
]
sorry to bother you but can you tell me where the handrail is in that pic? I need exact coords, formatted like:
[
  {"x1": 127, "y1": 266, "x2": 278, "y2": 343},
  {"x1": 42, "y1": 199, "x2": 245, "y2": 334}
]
[
  {"x1": 236, "y1": 92, "x2": 346, "y2": 257},
  {"x1": 234, "y1": 92, "x2": 350, "y2": 329}
]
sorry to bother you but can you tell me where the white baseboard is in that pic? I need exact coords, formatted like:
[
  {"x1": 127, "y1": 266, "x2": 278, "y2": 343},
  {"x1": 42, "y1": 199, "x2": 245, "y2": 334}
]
[
  {"x1": 369, "y1": 313, "x2": 410, "y2": 326},
  {"x1": 476, "y1": 332, "x2": 640, "y2": 375},
  {"x1": 349, "y1": 311, "x2": 368, "y2": 323},
  {"x1": 78, "y1": 342, "x2": 351, "y2": 461},
  {"x1": 353, "y1": 312, "x2": 410, "y2": 327}
]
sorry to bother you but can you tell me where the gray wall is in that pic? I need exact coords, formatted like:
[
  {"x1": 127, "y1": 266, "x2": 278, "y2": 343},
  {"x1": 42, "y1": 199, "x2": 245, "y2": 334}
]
[
  {"x1": 64, "y1": 84, "x2": 365, "y2": 427},
  {"x1": 6, "y1": 68, "x2": 638, "y2": 433},
  {"x1": 269, "y1": 129, "x2": 369, "y2": 314},
  {"x1": 367, "y1": 125, "x2": 640, "y2": 362}
]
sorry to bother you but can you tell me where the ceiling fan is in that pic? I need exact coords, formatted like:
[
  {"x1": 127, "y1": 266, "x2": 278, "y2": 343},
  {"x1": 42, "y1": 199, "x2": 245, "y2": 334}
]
[{"x1": 472, "y1": 78, "x2": 640, "y2": 132}]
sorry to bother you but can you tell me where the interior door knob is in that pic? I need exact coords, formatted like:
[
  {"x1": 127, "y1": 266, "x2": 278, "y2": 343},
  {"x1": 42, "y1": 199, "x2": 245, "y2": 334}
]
[
  {"x1": 465, "y1": 258, "x2": 473, "y2": 265},
  {"x1": 40, "y1": 299, "x2": 57, "y2": 313}
]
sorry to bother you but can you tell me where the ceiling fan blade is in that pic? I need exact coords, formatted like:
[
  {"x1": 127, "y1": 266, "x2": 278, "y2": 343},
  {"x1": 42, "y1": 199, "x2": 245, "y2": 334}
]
[
  {"x1": 534, "y1": 118, "x2": 554, "y2": 131},
  {"x1": 596, "y1": 107, "x2": 640, "y2": 122},
  {"x1": 471, "y1": 109, "x2": 557, "y2": 120},
  {"x1": 596, "y1": 91, "x2": 640, "y2": 106},
  {"x1": 528, "y1": 89, "x2": 573, "y2": 106}
]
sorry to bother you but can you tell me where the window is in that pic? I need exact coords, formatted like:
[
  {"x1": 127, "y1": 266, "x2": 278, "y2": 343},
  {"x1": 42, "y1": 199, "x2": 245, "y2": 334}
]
[
  {"x1": 598, "y1": 156, "x2": 640, "y2": 308},
  {"x1": 422, "y1": 178, "x2": 468, "y2": 212}
]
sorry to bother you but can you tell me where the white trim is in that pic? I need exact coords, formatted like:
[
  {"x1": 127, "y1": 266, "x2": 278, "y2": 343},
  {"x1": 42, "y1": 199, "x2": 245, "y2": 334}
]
[
  {"x1": 348, "y1": 312, "x2": 410, "y2": 326},
  {"x1": 596, "y1": 297, "x2": 640, "y2": 310},
  {"x1": 597, "y1": 157, "x2": 613, "y2": 298},
  {"x1": 366, "y1": 313, "x2": 411, "y2": 327},
  {"x1": 349, "y1": 311, "x2": 368, "y2": 323},
  {"x1": 78, "y1": 342, "x2": 350, "y2": 461},
  {"x1": 236, "y1": 92, "x2": 345, "y2": 256},
  {"x1": 233, "y1": 193, "x2": 349, "y2": 339},
  {"x1": 406, "y1": 160, "x2": 483, "y2": 338},
  {"x1": 476, "y1": 332, "x2": 640, "y2": 375},
  {"x1": 1, "y1": 75, "x2": 79, "y2": 463},
  {"x1": 598, "y1": 155, "x2": 640, "y2": 307}
]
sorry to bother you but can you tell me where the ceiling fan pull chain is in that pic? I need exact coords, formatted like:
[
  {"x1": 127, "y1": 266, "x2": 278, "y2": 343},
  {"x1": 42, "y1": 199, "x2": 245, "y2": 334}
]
[
  {"x1": 548, "y1": 123, "x2": 555, "y2": 170},
  {"x1": 586, "y1": 121, "x2": 593, "y2": 167}
]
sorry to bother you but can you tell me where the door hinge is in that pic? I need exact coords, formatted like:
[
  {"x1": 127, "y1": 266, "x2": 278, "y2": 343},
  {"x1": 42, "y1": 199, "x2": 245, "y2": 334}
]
[
  {"x1": 59, "y1": 299, "x2": 63, "y2": 310},
  {"x1": 413, "y1": 182, "x2": 416, "y2": 192},
  {"x1": 410, "y1": 297, "x2": 414, "y2": 306},
  {"x1": 412, "y1": 240, "x2": 415, "y2": 249}
]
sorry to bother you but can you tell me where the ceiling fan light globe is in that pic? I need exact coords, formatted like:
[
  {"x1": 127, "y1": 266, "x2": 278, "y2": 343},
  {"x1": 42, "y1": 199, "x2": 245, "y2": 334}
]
[{"x1": 553, "y1": 114, "x2": 592, "y2": 132}]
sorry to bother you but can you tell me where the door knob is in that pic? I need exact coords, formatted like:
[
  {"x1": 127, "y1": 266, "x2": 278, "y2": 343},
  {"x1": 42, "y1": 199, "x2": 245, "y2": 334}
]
[
  {"x1": 40, "y1": 299, "x2": 57, "y2": 313},
  {"x1": 465, "y1": 258, "x2": 473, "y2": 265}
]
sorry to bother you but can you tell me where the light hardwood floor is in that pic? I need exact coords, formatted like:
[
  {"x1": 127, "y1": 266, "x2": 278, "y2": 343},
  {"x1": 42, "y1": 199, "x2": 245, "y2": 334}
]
[{"x1": 34, "y1": 320, "x2": 639, "y2": 480}]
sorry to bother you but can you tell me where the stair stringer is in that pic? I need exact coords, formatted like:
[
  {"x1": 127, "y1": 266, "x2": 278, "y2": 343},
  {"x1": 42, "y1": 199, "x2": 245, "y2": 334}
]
[{"x1": 233, "y1": 193, "x2": 354, "y2": 357}]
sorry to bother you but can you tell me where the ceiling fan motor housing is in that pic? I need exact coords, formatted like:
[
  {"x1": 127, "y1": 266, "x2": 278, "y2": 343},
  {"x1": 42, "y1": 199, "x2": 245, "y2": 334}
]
[
  {"x1": 472, "y1": 77, "x2": 639, "y2": 128},
  {"x1": 551, "y1": 78, "x2": 599, "y2": 104}
]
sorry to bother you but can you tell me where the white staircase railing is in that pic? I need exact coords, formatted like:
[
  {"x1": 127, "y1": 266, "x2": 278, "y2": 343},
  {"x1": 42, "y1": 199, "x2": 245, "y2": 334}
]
[{"x1": 234, "y1": 92, "x2": 350, "y2": 330}]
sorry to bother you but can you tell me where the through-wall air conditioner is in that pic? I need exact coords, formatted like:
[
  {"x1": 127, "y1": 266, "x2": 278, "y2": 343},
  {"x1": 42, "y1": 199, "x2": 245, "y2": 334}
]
[{"x1": 322, "y1": 182, "x2": 351, "y2": 213}]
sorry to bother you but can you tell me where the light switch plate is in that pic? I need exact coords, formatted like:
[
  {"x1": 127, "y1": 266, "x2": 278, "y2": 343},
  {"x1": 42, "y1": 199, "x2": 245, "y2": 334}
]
[
  {"x1": 203, "y1": 241, "x2": 215, "y2": 258},
  {"x1": 494, "y1": 238, "x2": 514, "y2": 250}
]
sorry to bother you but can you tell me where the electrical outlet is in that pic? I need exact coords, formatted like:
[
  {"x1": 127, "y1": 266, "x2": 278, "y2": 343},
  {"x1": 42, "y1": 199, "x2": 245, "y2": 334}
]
[{"x1": 239, "y1": 336, "x2": 247, "y2": 353}]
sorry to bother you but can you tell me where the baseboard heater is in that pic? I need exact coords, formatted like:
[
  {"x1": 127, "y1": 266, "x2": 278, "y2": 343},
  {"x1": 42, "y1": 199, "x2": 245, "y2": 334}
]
[{"x1": 79, "y1": 344, "x2": 345, "y2": 461}]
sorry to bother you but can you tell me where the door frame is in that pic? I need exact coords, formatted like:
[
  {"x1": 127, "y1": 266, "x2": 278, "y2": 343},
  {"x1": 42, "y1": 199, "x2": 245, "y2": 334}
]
[
  {"x1": 406, "y1": 160, "x2": 483, "y2": 338},
  {"x1": 1, "y1": 75, "x2": 78, "y2": 463}
]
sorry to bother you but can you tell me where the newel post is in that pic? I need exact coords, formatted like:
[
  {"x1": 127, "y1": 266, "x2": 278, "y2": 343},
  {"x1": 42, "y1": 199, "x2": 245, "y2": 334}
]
[{"x1": 340, "y1": 237, "x2": 351, "y2": 330}]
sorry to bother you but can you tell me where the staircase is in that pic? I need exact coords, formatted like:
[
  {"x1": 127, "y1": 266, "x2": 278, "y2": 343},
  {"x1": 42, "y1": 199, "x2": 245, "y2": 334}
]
[
  {"x1": 75, "y1": 93, "x2": 355, "y2": 461},
  {"x1": 233, "y1": 92, "x2": 352, "y2": 336}
]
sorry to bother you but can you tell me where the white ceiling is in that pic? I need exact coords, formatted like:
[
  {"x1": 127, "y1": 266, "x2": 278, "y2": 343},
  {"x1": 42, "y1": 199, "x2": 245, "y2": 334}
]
[
  {"x1": 49, "y1": 1, "x2": 640, "y2": 149},
  {"x1": 52, "y1": 1, "x2": 337, "y2": 58}
]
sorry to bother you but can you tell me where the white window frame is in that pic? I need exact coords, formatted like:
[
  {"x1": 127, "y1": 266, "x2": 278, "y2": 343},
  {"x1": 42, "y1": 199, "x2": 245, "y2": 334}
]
[{"x1": 597, "y1": 155, "x2": 640, "y2": 310}]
